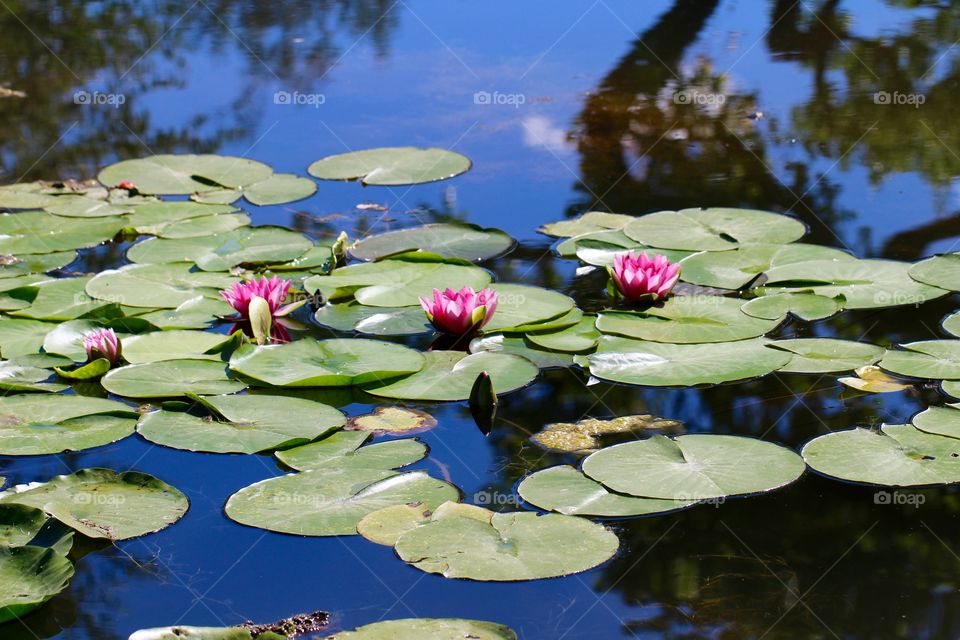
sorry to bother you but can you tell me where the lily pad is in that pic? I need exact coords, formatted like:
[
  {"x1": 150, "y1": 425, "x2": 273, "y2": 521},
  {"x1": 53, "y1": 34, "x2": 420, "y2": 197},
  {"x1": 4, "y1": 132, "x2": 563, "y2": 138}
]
[
  {"x1": 539, "y1": 211, "x2": 633, "y2": 238},
  {"x1": 308, "y1": 147, "x2": 471, "y2": 186},
  {"x1": 229, "y1": 339, "x2": 424, "y2": 387},
  {"x1": 596, "y1": 297, "x2": 782, "y2": 344},
  {"x1": 583, "y1": 336, "x2": 793, "y2": 387},
  {"x1": 0, "y1": 544, "x2": 74, "y2": 623},
  {"x1": 517, "y1": 465, "x2": 697, "y2": 517},
  {"x1": 767, "y1": 338, "x2": 885, "y2": 374},
  {"x1": 0, "y1": 504, "x2": 48, "y2": 546},
  {"x1": 123, "y1": 201, "x2": 240, "y2": 233},
  {"x1": 879, "y1": 341, "x2": 960, "y2": 379},
  {"x1": 351, "y1": 224, "x2": 514, "y2": 262},
  {"x1": 624, "y1": 208, "x2": 806, "y2": 251},
  {"x1": 469, "y1": 334, "x2": 575, "y2": 369},
  {"x1": 323, "y1": 618, "x2": 517, "y2": 640},
  {"x1": 367, "y1": 351, "x2": 537, "y2": 401},
  {"x1": 572, "y1": 238, "x2": 691, "y2": 268},
  {"x1": 127, "y1": 227, "x2": 313, "y2": 271},
  {"x1": 908, "y1": 253, "x2": 960, "y2": 291},
  {"x1": 102, "y1": 360, "x2": 246, "y2": 397},
  {"x1": 582, "y1": 434, "x2": 805, "y2": 500},
  {"x1": 679, "y1": 243, "x2": 853, "y2": 289},
  {"x1": 0, "y1": 468, "x2": 189, "y2": 540},
  {"x1": 225, "y1": 468, "x2": 458, "y2": 537},
  {"x1": 121, "y1": 330, "x2": 235, "y2": 363},
  {"x1": 482, "y1": 284, "x2": 576, "y2": 333},
  {"x1": 243, "y1": 173, "x2": 317, "y2": 206},
  {"x1": 525, "y1": 316, "x2": 600, "y2": 352},
  {"x1": 801, "y1": 424, "x2": 960, "y2": 486},
  {"x1": 0, "y1": 317, "x2": 55, "y2": 357},
  {"x1": 313, "y1": 302, "x2": 431, "y2": 336},
  {"x1": 911, "y1": 406, "x2": 960, "y2": 439},
  {"x1": 840, "y1": 366, "x2": 913, "y2": 394},
  {"x1": 0, "y1": 250, "x2": 76, "y2": 279},
  {"x1": 0, "y1": 395, "x2": 138, "y2": 455},
  {"x1": 0, "y1": 182, "x2": 61, "y2": 209},
  {"x1": 275, "y1": 430, "x2": 426, "y2": 471},
  {"x1": 531, "y1": 414, "x2": 682, "y2": 454},
  {"x1": 137, "y1": 394, "x2": 345, "y2": 454},
  {"x1": 135, "y1": 297, "x2": 232, "y2": 330},
  {"x1": 156, "y1": 213, "x2": 251, "y2": 239},
  {"x1": 0, "y1": 211, "x2": 125, "y2": 254},
  {"x1": 44, "y1": 195, "x2": 136, "y2": 218},
  {"x1": 98, "y1": 154, "x2": 273, "y2": 195},
  {"x1": 741, "y1": 292, "x2": 840, "y2": 322},
  {"x1": 346, "y1": 407, "x2": 437, "y2": 435},
  {"x1": 86, "y1": 263, "x2": 237, "y2": 309},
  {"x1": 7, "y1": 276, "x2": 113, "y2": 321},
  {"x1": 392, "y1": 503, "x2": 618, "y2": 581},
  {"x1": 0, "y1": 361, "x2": 67, "y2": 393}
]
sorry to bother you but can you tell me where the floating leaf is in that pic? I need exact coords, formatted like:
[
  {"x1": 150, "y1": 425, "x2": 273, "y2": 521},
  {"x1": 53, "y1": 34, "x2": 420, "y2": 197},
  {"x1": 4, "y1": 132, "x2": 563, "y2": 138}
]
[
  {"x1": 571, "y1": 238, "x2": 691, "y2": 268},
  {"x1": 313, "y1": 302, "x2": 430, "y2": 336},
  {"x1": 135, "y1": 297, "x2": 232, "y2": 330},
  {"x1": 367, "y1": 351, "x2": 537, "y2": 401},
  {"x1": 351, "y1": 223, "x2": 514, "y2": 262},
  {"x1": 624, "y1": 208, "x2": 806, "y2": 251},
  {"x1": 839, "y1": 365, "x2": 913, "y2": 394},
  {"x1": 156, "y1": 213, "x2": 250, "y2": 239},
  {"x1": 0, "y1": 182, "x2": 61, "y2": 209},
  {"x1": 0, "y1": 212, "x2": 125, "y2": 254},
  {"x1": 679, "y1": 243, "x2": 853, "y2": 289},
  {"x1": 7, "y1": 276, "x2": 113, "y2": 321},
  {"x1": 121, "y1": 330, "x2": 235, "y2": 364},
  {"x1": 98, "y1": 154, "x2": 273, "y2": 195},
  {"x1": 0, "y1": 545, "x2": 74, "y2": 623},
  {"x1": 127, "y1": 227, "x2": 313, "y2": 271},
  {"x1": 526, "y1": 315, "x2": 600, "y2": 353},
  {"x1": 391, "y1": 502, "x2": 618, "y2": 581},
  {"x1": 308, "y1": 147, "x2": 471, "y2": 186},
  {"x1": 518, "y1": 465, "x2": 696, "y2": 517},
  {"x1": 908, "y1": 253, "x2": 960, "y2": 291},
  {"x1": 532, "y1": 415, "x2": 682, "y2": 454},
  {"x1": 582, "y1": 434, "x2": 805, "y2": 500},
  {"x1": 468, "y1": 334, "x2": 574, "y2": 369},
  {"x1": 0, "y1": 360, "x2": 67, "y2": 392},
  {"x1": 801, "y1": 425, "x2": 960, "y2": 486},
  {"x1": 583, "y1": 336, "x2": 793, "y2": 387},
  {"x1": 0, "y1": 395, "x2": 138, "y2": 455},
  {"x1": 943, "y1": 312, "x2": 960, "y2": 338},
  {"x1": 0, "y1": 504, "x2": 48, "y2": 546},
  {"x1": 879, "y1": 341, "x2": 960, "y2": 379},
  {"x1": 44, "y1": 195, "x2": 136, "y2": 218},
  {"x1": 86, "y1": 263, "x2": 236, "y2": 309},
  {"x1": 911, "y1": 406, "x2": 960, "y2": 439},
  {"x1": 138, "y1": 394, "x2": 345, "y2": 454},
  {"x1": 539, "y1": 211, "x2": 633, "y2": 238},
  {"x1": 243, "y1": 173, "x2": 317, "y2": 206},
  {"x1": 346, "y1": 407, "x2": 437, "y2": 435},
  {"x1": 323, "y1": 618, "x2": 517, "y2": 640},
  {"x1": 482, "y1": 284, "x2": 576, "y2": 333},
  {"x1": 741, "y1": 292, "x2": 840, "y2": 322},
  {"x1": 0, "y1": 317, "x2": 54, "y2": 357},
  {"x1": 229, "y1": 338, "x2": 424, "y2": 387},
  {"x1": 0, "y1": 250, "x2": 76, "y2": 279},
  {"x1": 123, "y1": 201, "x2": 240, "y2": 233},
  {"x1": 275, "y1": 430, "x2": 426, "y2": 471},
  {"x1": 596, "y1": 297, "x2": 782, "y2": 344},
  {"x1": 0, "y1": 468, "x2": 189, "y2": 540},
  {"x1": 767, "y1": 338, "x2": 885, "y2": 374},
  {"x1": 102, "y1": 360, "x2": 246, "y2": 398}
]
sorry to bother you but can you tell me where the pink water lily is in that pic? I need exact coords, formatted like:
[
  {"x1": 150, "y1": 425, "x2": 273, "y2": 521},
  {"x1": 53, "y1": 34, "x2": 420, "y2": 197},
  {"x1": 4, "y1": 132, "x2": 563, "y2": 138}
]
[
  {"x1": 83, "y1": 328, "x2": 121, "y2": 364},
  {"x1": 609, "y1": 251, "x2": 680, "y2": 302},
  {"x1": 420, "y1": 287, "x2": 499, "y2": 337},
  {"x1": 220, "y1": 276, "x2": 297, "y2": 319}
]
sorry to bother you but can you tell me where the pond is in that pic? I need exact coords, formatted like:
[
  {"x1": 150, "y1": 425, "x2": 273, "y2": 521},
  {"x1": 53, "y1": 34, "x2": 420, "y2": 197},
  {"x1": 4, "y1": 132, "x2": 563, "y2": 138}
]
[{"x1": 1, "y1": 1, "x2": 960, "y2": 638}]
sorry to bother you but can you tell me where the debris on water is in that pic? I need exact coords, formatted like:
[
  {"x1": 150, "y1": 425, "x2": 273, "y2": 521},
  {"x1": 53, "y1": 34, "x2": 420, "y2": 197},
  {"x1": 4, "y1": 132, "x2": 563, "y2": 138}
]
[{"x1": 239, "y1": 610, "x2": 330, "y2": 637}]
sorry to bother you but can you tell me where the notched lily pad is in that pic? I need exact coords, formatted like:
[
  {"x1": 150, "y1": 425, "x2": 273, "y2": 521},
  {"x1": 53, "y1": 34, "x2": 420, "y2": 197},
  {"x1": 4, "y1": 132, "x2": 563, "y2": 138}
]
[{"x1": 308, "y1": 147, "x2": 471, "y2": 186}]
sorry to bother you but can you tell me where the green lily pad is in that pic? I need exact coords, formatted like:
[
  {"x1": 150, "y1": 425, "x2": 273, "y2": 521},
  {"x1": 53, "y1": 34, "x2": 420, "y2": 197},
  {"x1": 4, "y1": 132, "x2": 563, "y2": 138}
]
[
  {"x1": 0, "y1": 544, "x2": 74, "y2": 623},
  {"x1": 531, "y1": 414, "x2": 682, "y2": 454},
  {"x1": 156, "y1": 213, "x2": 251, "y2": 239},
  {"x1": 7, "y1": 277, "x2": 113, "y2": 321},
  {"x1": 0, "y1": 212, "x2": 125, "y2": 254},
  {"x1": 243, "y1": 173, "x2": 317, "y2": 206},
  {"x1": 367, "y1": 351, "x2": 537, "y2": 401},
  {"x1": 468, "y1": 334, "x2": 575, "y2": 369},
  {"x1": 741, "y1": 292, "x2": 841, "y2": 321},
  {"x1": 880, "y1": 341, "x2": 960, "y2": 379},
  {"x1": 943, "y1": 312, "x2": 960, "y2": 338},
  {"x1": 98, "y1": 154, "x2": 273, "y2": 195},
  {"x1": 0, "y1": 468, "x2": 189, "y2": 540},
  {"x1": 0, "y1": 361, "x2": 66, "y2": 393},
  {"x1": 0, "y1": 395, "x2": 138, "y2": 455},
  {"x1": 304, "y1": 257, "x2": 491, "y2": 307},
  {"x1": 225, "y1": 468, "x2": 458, "y2": 537},
  {"x1": 840, "y1": 366, "x2": 914, "y2": 394},
  {"x1": 351, "y1": 223, "x2": 514, "y2": 262},
  {"x1": 313, "y1": 302, "x2": 431, "y2": 336},
  {"x1": 392, "y1": 503, "x2": 618, "y2": 581},
  {"x1": 801, "y1": 424, "x2": 960, "y2": 486},
  {"x1": 518, "y1": 465, "x2": 697, "y2": 517},
  {"x1": 596, "y1": 297, "x2": 782, "y2": 344},
  {"x1": 0, "y1": 250, "x2": 76, "y2": 279},
  {"x1": 275, "y1": 430, "x2": 426, "y2": 471},
  {"x1": 308, "y1": 147, "x2": 471, "y2": 186},
  {"x1": 135, "y1": 296, "x2": 232, "y2": 330},
  {"x1": 346, "y1": 407, "x2": 437, "y2": 435},
  {"x1": 127, "y1": 227, "x2": 313, "y2": 271},
  {"x1": 323, "y1": 618, "x2": 517, "y2": 640},
  {"x1": 86, "y1": 263, "x2": 237, "y2": 309},
  {"x1": 679, "y1": 243, "x2": 853, "y2": 290},
  {"x1": 0, "y1": 504, "x2": 48, "y2": 546},
  {"x1": 571, "y1": 238, "x2": 691, "y2": 268},
  {"x1": 121, "y1": 330, "x2": 235, "y2": 363},
  {"x1": 229, "y1": 338, "x2": 424, "y2": 387},
  {"x1": 583, "y1": 336, "x2": 793, "y2": 387},
  {"x1": 526, "y1": 316, "x2": 600, "y2": 352},
  {"x1": 191, "y1": 188, "x2": 244, "y2": 205},
  {"x1": 482, "y1": 284, "x2": 576, "y2": 333},
  {"x1": 539, "y1": 211, "x2": 633, "y2": 238},
  {"x1": 909, "y1": 253, "x2": 960, "y2": 291},
  {"x1": 767, "y1": 338, "x2": 885, "y2": 374},
  {"x1": 762, "y1": 258, "x2": 949, "y2": 309},
  {"x1": 911, "y1": 406, "x2": 960, "y2": 439},
  {"x1": 137, "y1": 394, "x2": 345, "y2": 454},
  {"x1": 0, "y1": 182, "x2": 61, "y2": 209},
  {"x1": 123, "y1": 201, "x2": 240, "y2": 233},
  {"x1": 102, "y1": 360, "x2": 246, "y2": 398},
  {"x1": 582, "y1": 434, "x2": 805, "y2": 500},
  {"x1": 54, "y1": 358, "x2": 111, "y2": 381},
  {"x1": 44, "y1": 195, "x2": 136, "y2": 218},
  {"x1": 624, "y1": 208, "x2": 806, "y2": 251},
  {"x1": 0, "y1": 317, "x2": 55, "y2": 357}
]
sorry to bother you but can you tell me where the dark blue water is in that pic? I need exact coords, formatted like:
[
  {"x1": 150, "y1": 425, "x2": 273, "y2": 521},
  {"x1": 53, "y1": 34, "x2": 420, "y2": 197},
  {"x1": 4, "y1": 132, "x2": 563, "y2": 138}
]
[{"x1": 3, "y1": 1, "x2": 960, "y2": 638}]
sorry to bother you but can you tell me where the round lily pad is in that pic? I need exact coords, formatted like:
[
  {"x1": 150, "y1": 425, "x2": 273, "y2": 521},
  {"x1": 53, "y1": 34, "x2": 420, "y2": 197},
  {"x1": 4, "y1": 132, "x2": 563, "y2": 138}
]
[
  {"x1": 366, "y1": 351, "x2": 537, "y2": 401},
  {"x1": 679, "y1": 243, "x2": 853, "y2": 289},
  {"x1": 482, "y1": 284, "x2": 576, "y2": 333},
  {"x1": 595, "y1": 297, "x2": 782, "y2": 344},
  {"x1": 275, "y1": 430, "x2": 427, "y2": 471},
  {"x1": 539, "y1": 211, "x2": 633, "y2": 238},
  {"x1": 741, "y1": 292, "x2": 840, "y2": 322},
  {"x1": 0, "y1": 504, "x2": 48, "y2": 546},
  {"x1": 313, "y1": 302, "x2": 431, "y2": 336},
  {"x1": 98, "y1": 154, "x2": 273, "y2": 195},
  {"x1": 323, "y1": 618, "x2": 517, "y2": 640},
  {"x1": 624, "y1": 208, "x2": 806, "y2": 251},
  {"x1": 943, "y1": 312, "x2": 960, "y2": 338},
  {"x1": 308, "y1": 147, "x2": 471, "y2": 186},
  {"x1": 531, "y1": 415, "x2": 682, "y2": 454},
  {"x1": 0, "y1": 211, "x2": 125, "y2": 254},
  {"x1": 0, "y1": 395, "x2": 139, "y2": 455},
  {"x1": 801, "y1": 424, "x2": 960, "y2": 486},
  {"x1": 102, "y1": 360, "x2": 246, "y2": 398},
  {"x1": 229, "y1": 338, "x2": 425, "y2": 387},
  {"x1": 584, "y1": 336, "x2": 792, "y2": 386},
  {"x1": 137, "y1": 394, "x2": 346, "y2": 454},
  {"x1": 879, "y1": 341, "x2": 960, "y2": 379},
  {"x1": 0, "y1": 468, "x2": 189, "y2": 540},
  {"x1": 243, "y1": 173, "x2": 317, "y2": 206},
  {"x1": 121, "y1": 330, "x2": 235, "y2": 363},
  {"x1": 911, "y1": 406, "x2": 960, "y2": 439},
  {"x1": 0, "y1": 250, "x2": 76, "y2": 279},
  {"x1": 909, "y1": 253, "x2": 960, "y2": 291},
  {"x1": 767, "y1": 338, "x2": 885, "y2": 374},
  {"x1": 392, "y1": 504, "x2": 618, "y2": 581},
  {"x1": 526, "y1": 316, "x2": 600, "y2": 353},
  {"x1": 0, "y1": 545, "x2": 74, "y2": 623},
  {"x1": 351, "y1": 223, "x2": 514, "y2": 262},
  {"x1": 582, "y1": 434, "x2": 805, "y2": 500},
  {"x1": 86, "y1": 263, "x2": 236, "y2": 309},
  {"x1": 346, "y1": 407, "x2": 437, "y2": 435},
  {"x1": 225, "y1": 468, "x2": 458, "y2": 536},
  {"x1": 518, "y1": 465, "x2": 697, "y2": 517},
  {"x1": 127, "y1": 227, "x2": 313, "y2": 271}
]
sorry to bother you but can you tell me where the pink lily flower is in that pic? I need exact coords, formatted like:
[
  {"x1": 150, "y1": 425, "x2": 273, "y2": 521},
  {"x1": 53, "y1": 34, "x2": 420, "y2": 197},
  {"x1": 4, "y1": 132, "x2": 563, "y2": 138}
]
[
  {"x1": 220, "y1": 276, "x2": 298, "y2": 319},
  {"x1": 608, "y1": 251, "x2": 680, "y2": 302},
  {"x1": 419, "y1": 287, "x2": 499, "y2": 337},
  {"x1": 83, "y1": 328, "x2": 121, "y2": 364}
]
